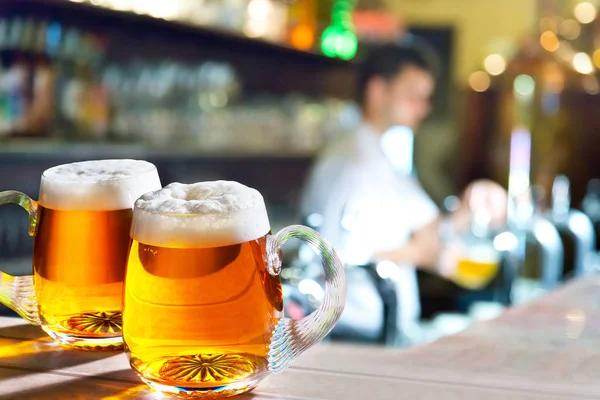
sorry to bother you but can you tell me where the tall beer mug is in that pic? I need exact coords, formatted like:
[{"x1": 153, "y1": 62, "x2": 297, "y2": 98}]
[
  {"x1": 0, "y1": 160, "x2": 161, "y2": 349},
  {"x1": 123, "y1": 181, "x2": 346, "y2": 398}
]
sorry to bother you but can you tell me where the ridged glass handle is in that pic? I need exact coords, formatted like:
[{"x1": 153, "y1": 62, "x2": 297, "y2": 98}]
[
  {"x1": 266, "y1": 225, "x2": 346, "y2": 373},
  {"x1": 0, "y1": 190, "x2": 40, "y2": 324}
]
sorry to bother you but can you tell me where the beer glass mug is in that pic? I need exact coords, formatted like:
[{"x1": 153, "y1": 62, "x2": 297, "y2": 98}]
[
  {"x1": 439, "y1": 183, "x2": 503, "y2": 289},
  {"x1": 0, "y1": 160, "x2": 161, "y2": 349},
  {"x1": 123, "y1": 181, "x2": 346, "y2": 398},
  {"x1": 443, "y1": 233, "x2": 501, "y2": 290}
]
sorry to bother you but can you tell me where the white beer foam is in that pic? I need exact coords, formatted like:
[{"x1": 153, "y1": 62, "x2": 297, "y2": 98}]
[
  {"x1": 40, "y1": 160, "x2": 161, "y2": 211},
  {"x1": 132, "y1": 181, "x2": 271, "y2": 248}
]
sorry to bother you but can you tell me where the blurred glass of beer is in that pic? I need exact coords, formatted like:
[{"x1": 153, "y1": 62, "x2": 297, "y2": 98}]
[
  {"x1": 453, "y1": 244, "x2": 500, "y2": 289},
  {"x1": 35, "y1": 160, "x2": 161, "y2": 349},
  {"x1": 124, "y1": 181, "x2": 282, "y2": 394}
]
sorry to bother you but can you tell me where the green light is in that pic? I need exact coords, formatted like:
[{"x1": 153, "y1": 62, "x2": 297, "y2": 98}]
[
  {"x1": 321, "y1": 26, "x2": 357, "y2": 60},
  {"x1": 337, "y1": 30, "x2": 357, "y2": 60},
  {"x1": 333, "y1": 3, "x2": 352, "y2": 12},
  {"x1": 321, "y1": 26, "x2": 341, "y2": 57},
  {"x1": 514, "y1": 74, "x2": 535, "y2": 98},
  {"x1": 332, "y1": 0, "x2": 354, "y2": 29},
  {"x1": 321, "y1": 0, "x2": 358, "y2": 59}
]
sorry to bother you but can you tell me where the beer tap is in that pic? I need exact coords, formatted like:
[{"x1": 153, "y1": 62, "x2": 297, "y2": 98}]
[
  {"x1": 504, "y1": 129, "x2": 564, "y2": 304},
  {"x1": 582, "y1": 179, "x2": 600, "y2": 252},
  {"x1": 506, "y1": 189, "x2": 564, "y2": 305},
  {"x1": 547, "y1": 175, "x2": 596, "y2": 278},
  {"x1": 530, "y1": 215, "x2": 565, "y2": 288}
]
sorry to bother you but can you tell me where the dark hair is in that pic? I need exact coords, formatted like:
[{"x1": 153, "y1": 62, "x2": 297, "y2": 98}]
[{"x1": 357, "y1": 36, "x2": 440, "y2": 107}]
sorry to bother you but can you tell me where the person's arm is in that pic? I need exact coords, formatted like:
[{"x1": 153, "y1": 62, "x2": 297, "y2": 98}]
[
  {"x1": 375, "y1": 180, "x2": 507, "y2": 273},
  {"x1": 374, "y1": 207, "x2": 470, "y2": 272}
]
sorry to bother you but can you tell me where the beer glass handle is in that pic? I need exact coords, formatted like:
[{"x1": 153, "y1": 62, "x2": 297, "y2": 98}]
[
  {"x1": 266, "y1": 225, "x2": 346, "y2": 373},
  {"x1": 0, "y1": 191, "x2": 40, "y2": 324}
]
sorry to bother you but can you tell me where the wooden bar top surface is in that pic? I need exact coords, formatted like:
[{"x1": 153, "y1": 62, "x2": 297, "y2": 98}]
[{"x1": 1, "y1": 276, "x2": 600, "y2": 399}]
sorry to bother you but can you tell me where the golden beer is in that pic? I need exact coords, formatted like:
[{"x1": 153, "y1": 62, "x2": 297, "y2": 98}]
[
  {"x1": 33, "y1": 159, "x2": 161, "y2": 349},
  {"x1": 453, "y1": 258, "x2": 499, "y2": 289},
  {"x1": 124, "y1": 236, "x2": 282, "y2": 388},
  {"x1": 34, "y1": 207, "x2": 132, "y2": 340},
  {"x1": 452, "y1": 245, "x2": 500, "y2": 290},
  {"x1": 123, "y1": 181, "x2": 283, "y2": 396}
]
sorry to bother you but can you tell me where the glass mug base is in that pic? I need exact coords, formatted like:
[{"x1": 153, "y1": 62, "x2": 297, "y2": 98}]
[
  {"x1": 131, "y1": 352, "x2": 267, "y2": 398},
  {"x1": 41, "y1": 310, "x2": 124, "y2": 351},
  {"x1": 141, "y1": 376, "x2": 261, "y2": 399}
]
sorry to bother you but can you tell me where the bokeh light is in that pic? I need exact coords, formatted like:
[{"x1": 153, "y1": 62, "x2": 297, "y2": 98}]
[
  {"x1": 592, "y1": 49, "x2": 600, "y2": 68},
  {"x1": 245, "y1": 0, "x2": 273, "y2": 38},
  {"x1": 559, "y1": 19, "x2": 581, "y2": 40},
  {"x1": 337, "y1": 30, "x2": 358, "y2": 60},
  {"x1": 582, "y1": 75, "x2": 600, "y2": 94},
  {"x1": 483, "y1": 54, "x2": 506, "y2": 76},
  {"x1": 539, "y1": 16, "x2": 559, "y2": 33},
  {"x1": 290, "y1": 24, "x2": 314, "y2": 50},
  {"x1": 321, "y1": 0, "x2": 358, "y2": 59},
  {"x1": 557, "y1": 40, "x2": 575, "y2": 62},
  {"x1": 514, "y1": 75, "x2": 535, "y2": 98},
  {"x1": 321, "y1": 26, "x2": 358, "y2": 60},
  {"x1": 542, "y1": 63, "x2": 565, "y2": 93},
  {"x1": 469, "y1": 71, "x2": 491, "y2": 92},
  {"x1": 540, "y1": 31, "x2": 560, "y2": 52},
  {"x1": 101, "y1": 0, "x2": 132, "y2": 11},
  {"x1": 574, "y1": 2, "x2": 597, "y2": 24},
  {"x1": 573, "y1": 52, "x2": 594, "y2": 74}
]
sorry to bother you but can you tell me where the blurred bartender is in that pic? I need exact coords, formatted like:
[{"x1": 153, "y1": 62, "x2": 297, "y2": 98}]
[{"x1": 301, "y1": 39, "x2": 505, "y2": 335}]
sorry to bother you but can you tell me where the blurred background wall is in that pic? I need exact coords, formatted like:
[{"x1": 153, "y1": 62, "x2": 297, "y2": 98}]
[
  {"x1": 385, "y1": 0, "x2": 537, "y2": 203},
  {"x1": 387, "y1": 0, "x2": 537, "y2": 83}
]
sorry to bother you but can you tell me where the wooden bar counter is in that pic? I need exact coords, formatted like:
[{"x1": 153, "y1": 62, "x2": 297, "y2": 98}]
[{"x1": 1, "y1": 276, "x2": 600, "y2": 399}]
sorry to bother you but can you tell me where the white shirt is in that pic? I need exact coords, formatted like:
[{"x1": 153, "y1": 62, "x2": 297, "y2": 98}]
[{"x1": 301, "y1": 123, "x2": 439, "y2": 328}]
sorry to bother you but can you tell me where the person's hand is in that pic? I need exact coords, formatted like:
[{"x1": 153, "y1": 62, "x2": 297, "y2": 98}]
[
  {"x1": 373, "y1": 218, "x2": 442, "y2": 271},
  {"x1": 460, "y1": 180, "x2": 508, "y2": 230}
]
